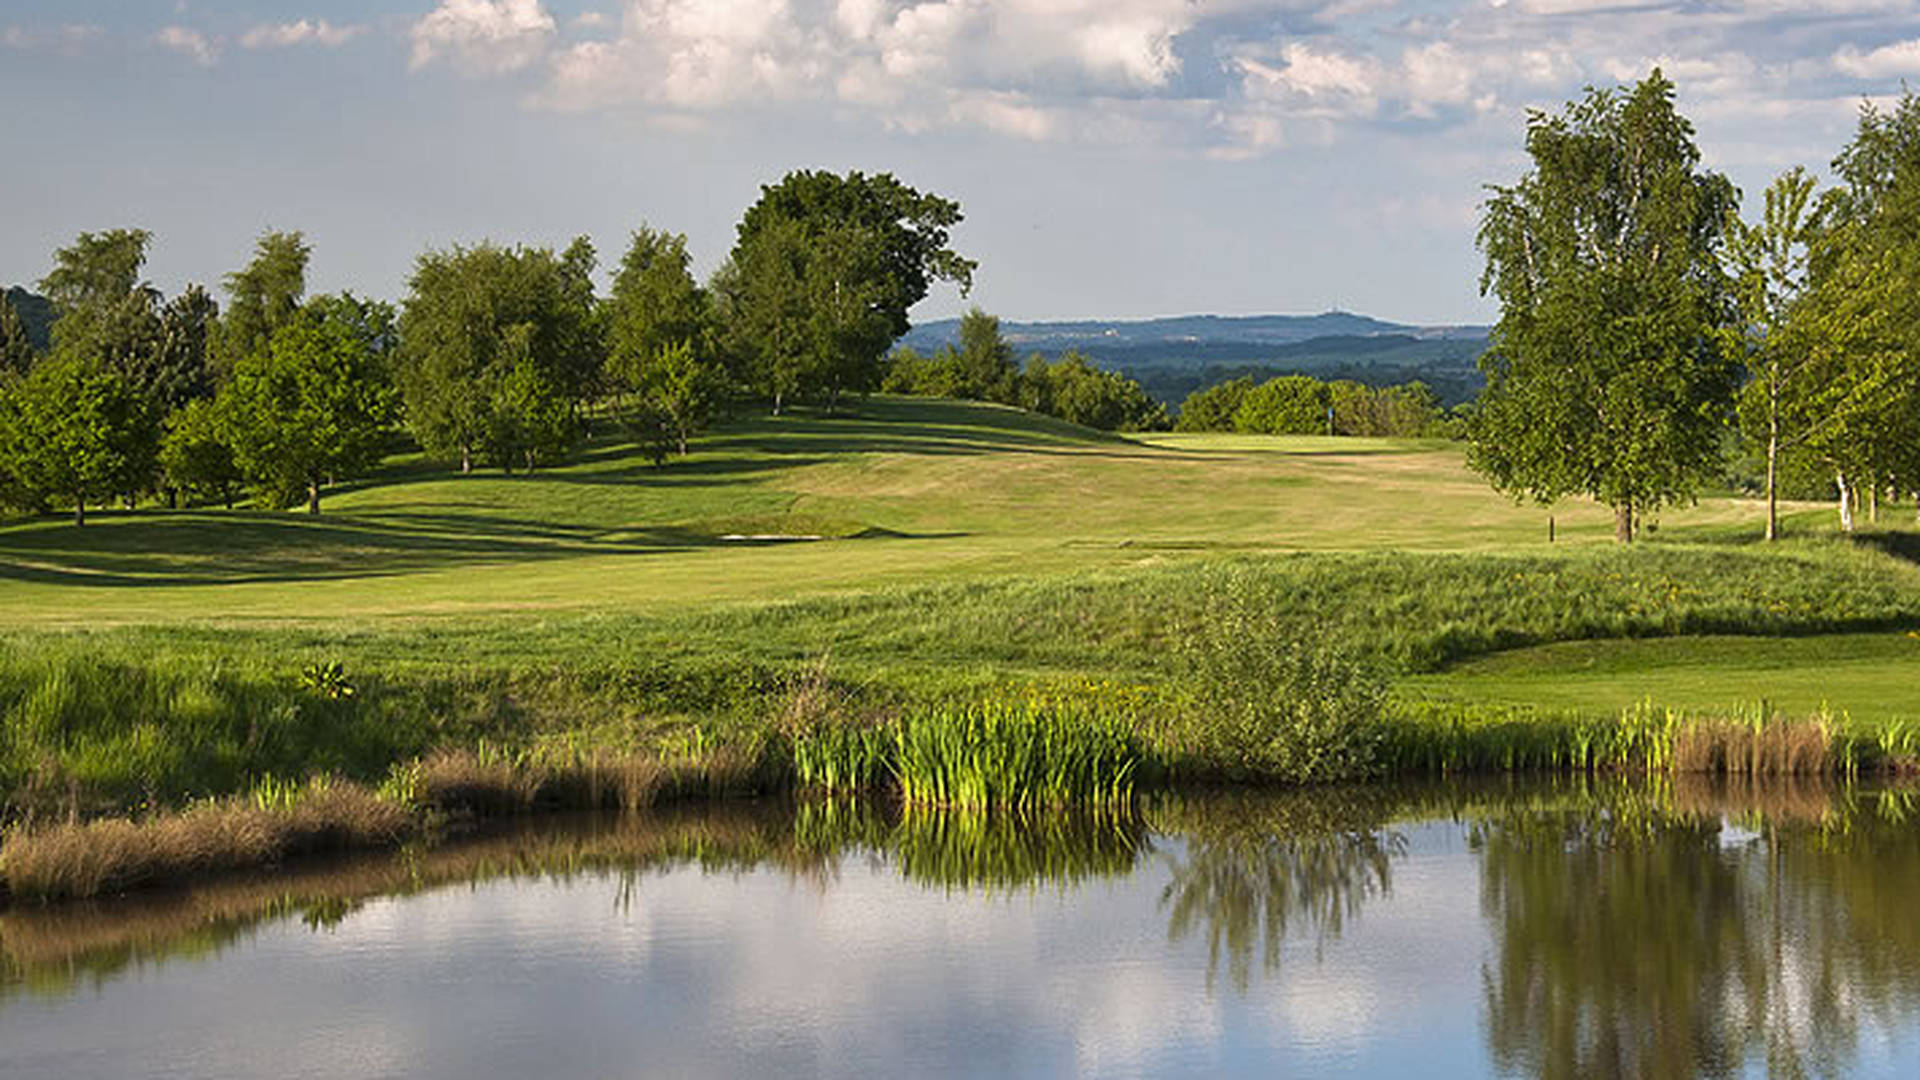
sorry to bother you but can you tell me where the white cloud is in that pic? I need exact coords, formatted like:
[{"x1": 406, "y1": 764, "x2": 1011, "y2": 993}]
[
  {"x1": 239, "y1": 20, "x2": 365, "y2": 50},
  {"x1": 1833, "y1": 38, "x2": 1920, "y2": 79},
  {"x1": 411, "y1": 0, "x2": 557, "y2": 73},
  {"x1": 497, "y1": 0, "x2": 1920, "y2": 158},
  {"x1": 946, "y1": 90, "x2": 1059, "y2": 140},
  {"x1": 1239, "y1": 45, "x2": 1384, "y2": 116},
  {"x1": 155, "y1": 25, "x2": 219, "y2": 66},
  {"x1": 0, "y1": 23, "x2": 105, "y2": 55}
]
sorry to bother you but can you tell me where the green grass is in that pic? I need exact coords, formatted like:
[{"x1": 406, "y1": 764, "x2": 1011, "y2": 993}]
[{"x1": 3, "y1": 394, "x2": 1919, "y2": 814}]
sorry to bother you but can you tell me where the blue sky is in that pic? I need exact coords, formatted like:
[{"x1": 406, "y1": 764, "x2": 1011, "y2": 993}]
[{"x1": 3, "y1": 1, "x2": 1917, "y2": 324}]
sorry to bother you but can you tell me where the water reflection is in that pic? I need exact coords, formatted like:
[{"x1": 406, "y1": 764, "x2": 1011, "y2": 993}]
[
  {"x1": 1155, "y1": 789, "x2": 1406, "y2": 991},
  {"x1": 1476, "y1": 779, "x2": 1920, "y2": 1080},
  {"x1": 2, "y1": 780, "x2": 1919, "y2": 1080}
]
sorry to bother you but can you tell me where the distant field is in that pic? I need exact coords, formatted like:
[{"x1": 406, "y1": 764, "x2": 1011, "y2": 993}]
[{"x1": 0, "y1": 395, "x2": 1911, "y2": 723}]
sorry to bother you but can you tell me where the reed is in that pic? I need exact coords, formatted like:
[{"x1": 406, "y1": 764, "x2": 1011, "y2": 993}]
[
  {"x1": 1383, "y1": 701, "x2": 1918, "y2": 777},
  {"x1": 1, "y1": 778, "x2": 411, "y2": 902},
  {"x1": 891, "y1": 701, "x2": 1141, "y2": 811}
]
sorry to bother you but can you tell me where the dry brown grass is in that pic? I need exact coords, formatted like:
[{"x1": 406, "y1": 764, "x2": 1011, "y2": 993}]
[
  {"x1": 1, "y1": 786, "x2": 411, "y2": 903},
  {"x1": 1671, "y1": 717, "x2": 1837, "y2": 776},
  {"x1": 0, "y1": 740, "x2": 774, "y2": 905},
  {"x1": 412, "y1": 746, "x2": 763, "y2": 817}
]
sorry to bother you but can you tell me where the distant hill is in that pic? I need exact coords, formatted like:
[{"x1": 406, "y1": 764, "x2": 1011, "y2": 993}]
[
  {"x1": 901, "y1": 311, "x2": 1492, "y2": 408},
  {"x1": 3, "y1": 287, "x2": 55, "y2": 352},
  {"x1": 900, "y1": 311, "x2": 1488, "y2": 352}
]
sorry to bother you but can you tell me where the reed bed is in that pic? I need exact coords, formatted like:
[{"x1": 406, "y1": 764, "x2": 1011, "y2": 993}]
[
  {"x1": 1386, "y1": 702, "x2": 1920, "y2": 777},
  {"x1": 0, "y1": 743, "x2": 769, "y2": 904},
  {"x1": 790, "y1": 701, "x2": 1143, "y2": 810},
  {"x1": 1, "y1": 778, "x2": 412, "y2": 903}
]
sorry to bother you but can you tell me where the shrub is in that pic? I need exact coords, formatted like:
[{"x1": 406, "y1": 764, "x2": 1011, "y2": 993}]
[{"x1": 1169, "y1": 569, "x2": 1387, "y2": 782}]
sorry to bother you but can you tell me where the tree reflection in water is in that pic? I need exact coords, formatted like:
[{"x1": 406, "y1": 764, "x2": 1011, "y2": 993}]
[
  {"x1": 1475, "y1": 779, "x2": 1920, "y2": 1080},
  {"x1": 1152, "y1": 788, "x2": 1408, "y2": 992}
]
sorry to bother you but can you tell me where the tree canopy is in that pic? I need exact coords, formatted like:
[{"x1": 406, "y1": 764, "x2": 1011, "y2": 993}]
[
  {"x1": 723, "y1": 170, "x2": 974, "y2": 412},
  {"x1": 1469, "y1": 71, "x2": 1741, "y2": 541}
]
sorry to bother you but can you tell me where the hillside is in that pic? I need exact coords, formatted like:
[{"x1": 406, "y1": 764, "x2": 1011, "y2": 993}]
[
  {"x1": 901, "y1": 310, "x2": 1491, "y2": 405},
  {"x1": 900, "y1": 311, "x2": 1489, "y2": 351},
  {"x1": 2, "y1": 287, "x2": 54, "y2": 352}
]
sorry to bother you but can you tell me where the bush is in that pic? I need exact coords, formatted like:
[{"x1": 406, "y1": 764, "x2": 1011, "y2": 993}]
[{"x1": 1169, "y1": 570, "x2": 1387, "y2": 782}]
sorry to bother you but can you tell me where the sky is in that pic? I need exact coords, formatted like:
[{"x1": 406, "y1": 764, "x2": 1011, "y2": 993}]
[{"x1": 2, "y1": 1, "x2": 1917, "y2": 326}]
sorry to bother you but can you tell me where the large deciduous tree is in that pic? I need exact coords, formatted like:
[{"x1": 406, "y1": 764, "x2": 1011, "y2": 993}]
[
  {"x1": 216, "y1": 231, "x2": 310, "y2": 380},
  {"x1": 221, "y1": 299, "x2": 393, "y2": 514},
  {"x1": 722, "y1": 170, "x2": 974, "y2": 413},
  {"x1": 37, "y1": 229, "x2": 176, "y2": 504},
  {"x1": 0, "y1": 355, "x2": 148, "y2": 524},
  {"x1": 1470, "y1": 71, "x2": 1741, "y2": 542},
  {"x1": 396, "y1": 240, "x2": 599, "y2": 472},
  {"x1": 1798, "y1": 91, "x2": 1920, "y2": 531},
  {"x1": 606, "y1": 226, "x2": 722, "y2": 456}
]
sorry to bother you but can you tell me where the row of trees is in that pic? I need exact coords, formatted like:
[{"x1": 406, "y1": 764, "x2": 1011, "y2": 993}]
[
  {"x1": 882, "y1": 308, "x2": 1168, "y2": 432},
  {"x1": 1471, "y1": 73, "x2": 1920, "y2": 541},
  {"x1": 1173, "y1": 373, "x2": 1449, "y2": 437},
  {"x1": 0, "y1": 171, "x2": 977, "y2": 520}
]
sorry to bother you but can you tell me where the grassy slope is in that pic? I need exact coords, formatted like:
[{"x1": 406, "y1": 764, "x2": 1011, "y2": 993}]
[{"x1": 0, "y1": 396, "x2": 1913, "y2": 721}]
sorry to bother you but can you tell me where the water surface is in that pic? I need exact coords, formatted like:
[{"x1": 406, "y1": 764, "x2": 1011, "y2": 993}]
[{"x1": 4, "y1": 780, "x2": 1919, "y2": 1079}]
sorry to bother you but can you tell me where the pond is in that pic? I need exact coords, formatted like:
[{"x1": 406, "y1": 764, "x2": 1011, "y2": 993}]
[{"x1": 4, "y1": 779, "x2": 1919, "y2": 1079}]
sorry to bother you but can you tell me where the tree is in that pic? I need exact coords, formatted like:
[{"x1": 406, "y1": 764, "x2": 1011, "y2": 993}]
[
  {"x1": 37, "y1": 229, "x2": 173, "y2": 504},
  {"x1": 1235, "y1": 375, "x2": 1329, "y2": 435},
  {"x1": 483, "y1": 327, "x2": 580, "y2": 473},
  {"x1": 397, "y1": 241, "x2": 599, "y2": 472},
  {"x1": 216, "y1": 231, "x2": 310, "y2": 380},
  {"x1": 1176, "y1": 377, "x2": 1254, "y2": 432},
  {"x1": 1799, "y1": 91, "x2": 1920, "y2": 531},
  {"x1": 605, "y1": 225, "x2": 722, "y2": 456},
  {"x1": 1470, "y1": 71, "x2": 1741, "y2": 542},
  {"x1": 953, "y1": 307, "x2": 1015, "y2": 401},
  {"x1": 0, "y1": 354, "x2": 148, "y2": 524},
  {"x1": 147, "y1": 284, "x2": 219, "y2": 415},
  {"x1": 159, "y1": 397, "x2": 242, "y2": 509},
  {"x1": 221, "y1": 299, "x2": 392, "y2": 513},
  {"x1": 1020, "y1": 351, "x2": 1167, "y2": 431},
  {"x1": 723, "y1": 170, "x2": 975, "y2": 413},
  {"x1": 0, "y1": 293, "x2": 33, "y2": 375},
  {"x1": 1724, "y1": 169, "x2": 1819, "y2": 541}
]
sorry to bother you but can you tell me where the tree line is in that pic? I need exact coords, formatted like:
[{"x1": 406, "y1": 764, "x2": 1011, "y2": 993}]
[
  {"x1": 1170, "y1": 373, "x2": 1454, "y2": 437},
  {"x1": 1472, "y1": 73, "x2": 1920, "y2": 541},
  {"x1": 0, "y1": 170, "x2": 974, "y2": 521},
  {"x1": 882, "y1": 308, "x2": 1169, "y2": 432}
]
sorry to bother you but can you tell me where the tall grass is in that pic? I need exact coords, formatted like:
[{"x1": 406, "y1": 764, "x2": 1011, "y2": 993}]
[
  {"x1": 892, "y1": 702, "x2": 1141, "y2": 811},
  {"x1": 1385, "y1": 700, "x2": 1920, "y2": 777},
  {"x1": 788, "y1": 700, "x2": 1142, "y2": 810}
]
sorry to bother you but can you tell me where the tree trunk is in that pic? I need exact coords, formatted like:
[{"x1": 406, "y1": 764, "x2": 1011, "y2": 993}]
[
  {"x1": 1836, "y1": 471, "x2": 1854, "y2": 533},
  {"x1": 1764, "y1": 419, "x2": 1778, "y2": 543},
  {"x1": 73, "y1": 495, "x2": 85, "y2": 527},
  {"x1": 1613, "y1": 501, "x2": 1633, "y2": 544},
  {"x1": 167, "y1": 488, "x2": 179, "y2": 510},
  {"x1": 772, "y1": 390, "x2": 784, "y2": 417},
  {"x1": 1868, "y1": 481, "x2": 1879, "y2": 525},
  {"x1": 460, "y1": 445, "x2": 472, "y2": 474},
  {"x1": 307, "y1": 481, "x2": 321, "y2": 516}
]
